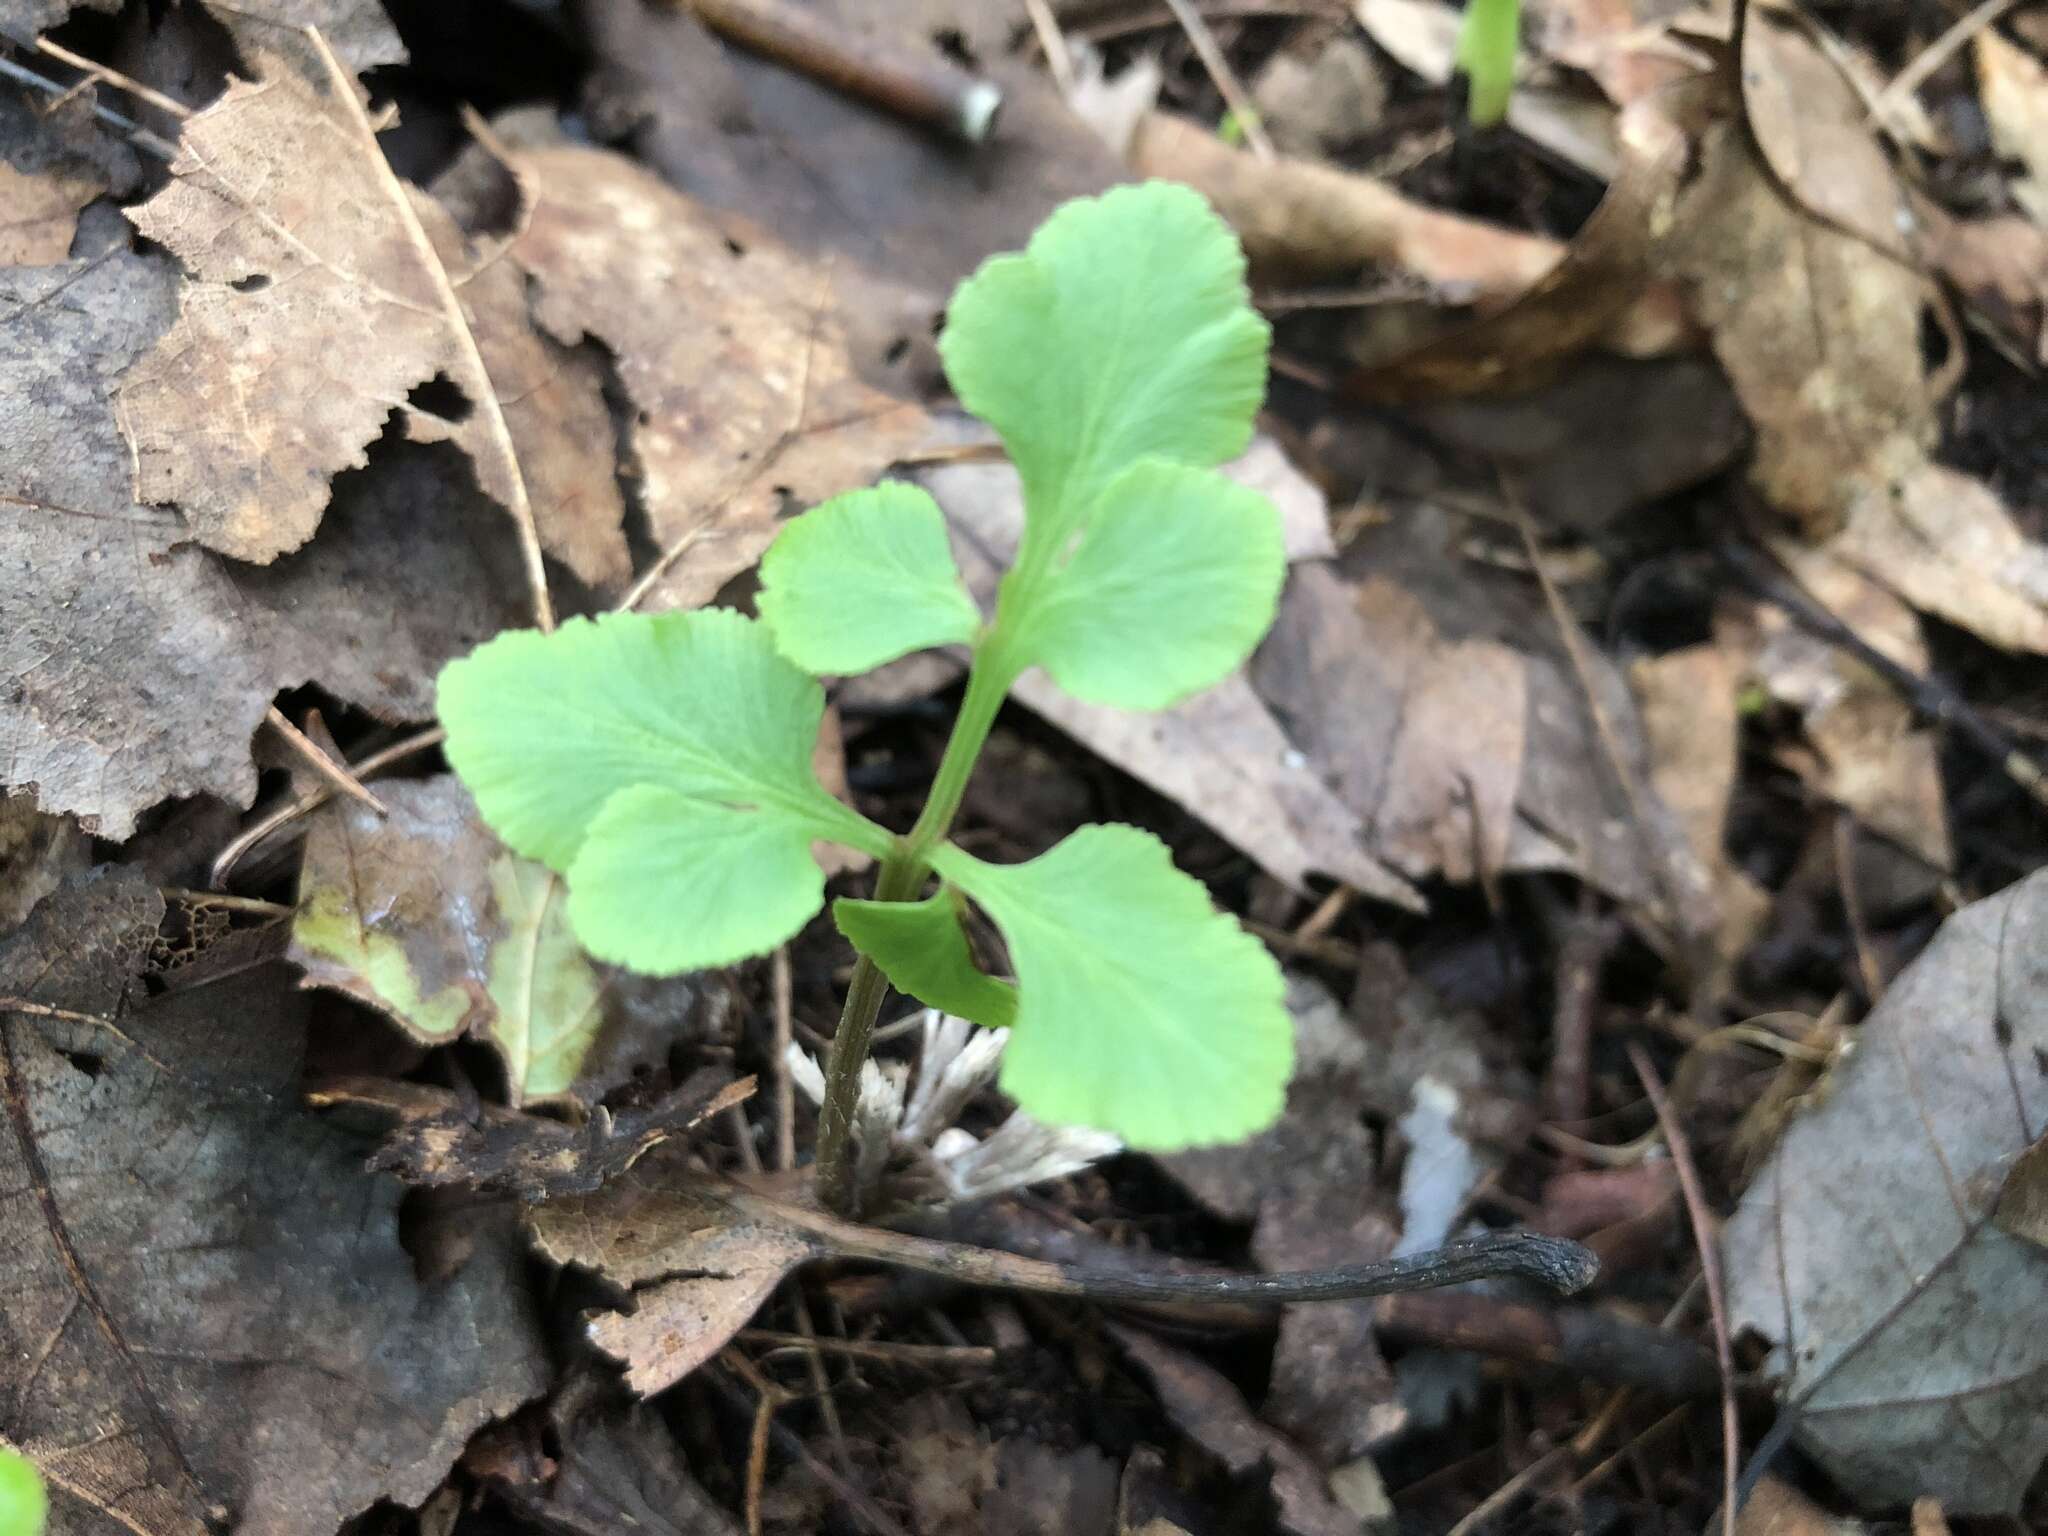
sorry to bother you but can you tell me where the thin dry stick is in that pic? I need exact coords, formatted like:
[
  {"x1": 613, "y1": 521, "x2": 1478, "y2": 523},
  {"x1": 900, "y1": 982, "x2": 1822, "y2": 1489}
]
[
  {"x1": 721, "y1": 1348, "x2": 783, "y2": 1536},
  {"x1": 1831, "y1": 813, "x2": 1885, "y2": 1003},
  {"x1": 765, "y1": 946, "x2": 850, "y2": 1470},
  {"x1": 263, "y1": 706, "x2": 389, "y2": 815},
  {"x1": 304, "y1": 27, "x2": 554, "y2": 635},
  {"x1": 1160, "y1": 0, "x2": 1276, "y2": 159},
  {"x1": 1629, "y1": 1044, "x2": 1737, "y2": 1536},
  {"x1": 739, "y1": 1329, "x2": 999, "y2": 1369},
  {"x1": 209, "y1": 726, "x2": 444, "y2": 888},
  {"x1": 35, "y1": 37, "x2": 194, "y2": 119},
  {"x1": 772, "y1": 947, "x2": 797, "y2": 1171},
  {"x1": 1021, "y1": 0, "x2": 1078, "y2": 96},
  {"x1": 1870, "y1": 0, "x2": 2022, "y2": 127},
  {"x1": 0, "y1": 56, "x2": 179, "y2": 157},
  {"x1": 1510, "y1": 503, "x2": 1689, "y2": 965}
]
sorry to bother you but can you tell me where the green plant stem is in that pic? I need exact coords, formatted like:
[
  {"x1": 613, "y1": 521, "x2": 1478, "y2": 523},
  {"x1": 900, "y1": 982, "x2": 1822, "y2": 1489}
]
[{"x1": 814, "y1": 641, "x2": 1022, "y2": 1215}]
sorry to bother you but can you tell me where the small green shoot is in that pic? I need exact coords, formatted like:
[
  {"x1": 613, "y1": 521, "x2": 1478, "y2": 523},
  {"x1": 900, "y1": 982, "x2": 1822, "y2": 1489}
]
[
  {"x1": 0, "y1": 1446, "x2": 45, "y2": 1536},
  {"x1": 438, "y1": 182, "x2": 1293, "y2": 1204},
  {"x1": 1455, "y1": 0, "x2": 1521, "y2": 128}
]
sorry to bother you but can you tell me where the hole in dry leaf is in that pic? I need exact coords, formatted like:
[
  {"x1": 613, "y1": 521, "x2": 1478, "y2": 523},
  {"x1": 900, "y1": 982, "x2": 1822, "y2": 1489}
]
[
  {"x1": 406, "y1": 373, "x2": 475, "y2": 423},
  {"x1": 722, "y1": 234, "x2": 746, "y2": 258},
  {"x1": 884, "y1": 336, "x2": 910, "y2": 366},
  {"x1": 62, "y1": 1047, "x2": 105, "y2": 1080},
  {"x1": 932, "y1": 28, "x2": 977, "y2": 68},
  {"x1": 231, "y1": 273, "x2": 272, "y2": 294}
]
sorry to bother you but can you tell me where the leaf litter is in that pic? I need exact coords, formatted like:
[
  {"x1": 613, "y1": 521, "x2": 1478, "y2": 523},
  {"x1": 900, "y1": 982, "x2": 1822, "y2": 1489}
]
[{"x1": 3, "y1": 1, "x2": 2048, "y2": 1531}]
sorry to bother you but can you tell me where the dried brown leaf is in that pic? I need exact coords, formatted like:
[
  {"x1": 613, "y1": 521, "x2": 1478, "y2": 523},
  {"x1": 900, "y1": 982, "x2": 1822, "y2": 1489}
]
[
  {"x1": 0, "y1": 246, "x2": 531, "y2": 837},
  {"x1": 1741, "y1": 11, "x2": 1917, "y2": 259},
  {"x1": 1253, "y1": 543, "x2": 1712, "y2": 925},
  {"x1": 1995, "y1": 1131, "x2": 2048, "y2": 1249},
  {"x1": 1, "y1": 870, "x2": 548, "y2": 1536},
  {"x1": 1737, "y1": 553, "x2": 1951, "y2": 872},
  {"x1": 118, "y1": 61, "x2": 523, "y2": 565},
  {"x1": 1348, "y1": 95, "x2": 1690, "y2": 398},
  {"x1": 528, "y1": 1161, "x2": 817, "y2": 1395},
  {"x1": 1722, "y1": 867, "x2": 2048, "y2": 1514},
  {"x1": 1669, "y1": 36, "x2": 2048, "y2": 652},
  {"x1": 1975, "y1": 26, "x2": 2048, "y2": 229},
  {"x1": 1109, "y1": 1325, "x2": 1356, "y2": 1536},
  {"x1": 507, "y1": 142, "x2": 938, "y2": 610}
]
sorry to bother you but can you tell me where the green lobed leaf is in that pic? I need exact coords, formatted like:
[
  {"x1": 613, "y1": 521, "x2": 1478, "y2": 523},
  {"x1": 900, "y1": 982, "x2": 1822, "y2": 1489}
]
[
  {"x1": 939, "y1": 181, "x2": 1270, "y2": 551},
  {"x1": 1003, "y1": 458, "x2": 1286, "y2": 709},
  {"x1": 758, "y1": 482, "x2": 982, "y2": 675},
  {"x1": 568, "y1": 786, "x2": 832, "y2": 974},
  {"x1": 483, "y1": 857, "x2": 608, "y2": 1099},
  {"x1": 931, "y1": 825, "x2": 1291, "y2": 1148},
  {"x1": 835, "y1": 888, "x2": 1018, "y2": 1030},
  {"x1": 0, "y1": 1446, "x2": 44, "y2": 1536},
  {"x1": 437, "y1": 610, "x2": 893, "y2": 975}
]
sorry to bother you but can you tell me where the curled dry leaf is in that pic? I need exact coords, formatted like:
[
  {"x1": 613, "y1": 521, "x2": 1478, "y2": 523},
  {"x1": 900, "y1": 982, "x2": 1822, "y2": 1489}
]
[
  {"x1": 1108, "y1": 1324, "x2": 1358, "y2": 1536},
  {"x1": 528, "y1": 1160, "x2": 818, "y2": 1396},
  {"x1": 506, "y1": 142, "x2": 939, "y2": 611},
  {"x1": 1252, "y1": 544, "x2": 1714, "y2": 933},
  {"x1": 1667, "y1": 27, "x2": 2048, "y2": 653},
  {"x1": 290, "y1": 777, "x2": 717, "y2": 1105},
  {"x1": 1, "y1": 869, "x2": 548, "y2": 1536},
  {"x1": 1347, "y1": 94, "x2": 1691, "y2": 399},
  {"x1": 0, "y1": 240, "x2": 530, "y2": 837},
  {"x1": 1723, "y1": 868, "x2": 2048, "y2": 1514}
]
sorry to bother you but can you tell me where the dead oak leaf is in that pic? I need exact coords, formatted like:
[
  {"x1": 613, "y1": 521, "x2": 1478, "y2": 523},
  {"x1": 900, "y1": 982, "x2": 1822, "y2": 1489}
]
[
  {"x1": 507, "y1": 143, "x2": 938, "y2": 611},
  {"x1": 1723, "y1": 867, "x2": 2048, "y2": 1515},
  {"x1": 1, "y1": 869, "x2": 549, "y2": 1536}
]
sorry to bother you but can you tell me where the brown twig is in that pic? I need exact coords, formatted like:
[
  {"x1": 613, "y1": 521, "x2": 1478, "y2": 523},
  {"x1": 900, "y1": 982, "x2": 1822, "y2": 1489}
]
[
  {"x1": 209, "y1": 726, "x2": 445, "y2": 888},
  {"x1": 33, "y1": 37, "x2": 193, "y2": 120},
  {"x1": 1831, "y1": 812, "x2": 1885, "y2": 1003},
  {"x1": 707, "y1": 1368, "x2": 913, "y2": 1536},
  {"x1": 1869, "y1": 0, "x2": 2022, "y2": 128},
  {"x1": 304, "y1": 28, "x2": 554, "y2": 635},
  {"x1": 1716, "y1": 539, "x2": 2048, "y2": 811},
  {"x1": 729, "y1": 1178, "x2": 1601, "y2": 1303},
  {"x1": 1628, "y1": 1044, "x2": 1737, "y2": 1536},
  {"x1": 0, "y1": 56, "x2": 179, "y2": 158},
  {"x1": 668, "y1": 0, "x2": 1002, "y2": 144},
  {"x1": 739, "y1": 1329, "x2": 999, "y2": 1370},
  {"x1": 264, "y1": 706, "x2": 390, "y2": 815},
  {"x1": 1373, "y1": 1291, "x2": 1717, "y2": 1399},
  {"x1": 1543, "y1": 892, "x2": 1620, "y2": 1140},
  {"x1": 1022, "y1": 0, "x2": 1079, "y2": 97},
  {"x1": 1160, "y1": 0, "x2": 1275, "y2": 159}
]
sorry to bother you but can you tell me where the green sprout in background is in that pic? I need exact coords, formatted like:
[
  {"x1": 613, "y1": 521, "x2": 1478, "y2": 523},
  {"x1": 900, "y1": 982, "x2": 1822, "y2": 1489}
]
[
  {"x1": 438, "y1": 182, "x2": 1294, "y2": 1214},
  {"x1": 0, "y1": 1446, "x2": 46, "y2": 1536},
  {"x1": 1455, "y1": 0, "x2": 1521, "y2": 127}
]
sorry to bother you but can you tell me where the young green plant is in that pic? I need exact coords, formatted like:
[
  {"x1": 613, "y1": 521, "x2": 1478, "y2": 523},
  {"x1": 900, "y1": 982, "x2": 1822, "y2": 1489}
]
[
  {"x1": 0, "y1": 1446, "x2": 45, "y2": 1536},
  {"x1": 1455, "y1": 0, "x2": 1521, "y2": 128},
  {"x1": 437, "y1": 182, "x2": 1295, "y2": 1214}
]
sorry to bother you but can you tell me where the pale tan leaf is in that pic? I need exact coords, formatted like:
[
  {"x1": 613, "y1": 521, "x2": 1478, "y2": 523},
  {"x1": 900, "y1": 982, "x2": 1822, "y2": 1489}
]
[
  {"x1": 507, "y1": 144, "x2": 938, "y2": 611},
  {"x1": 1722, "y1": 868, "x2": 2048, "y2": 1514},
  {"x1": 1976, "y1": 27, "x2": 2048, "y2": 228}
]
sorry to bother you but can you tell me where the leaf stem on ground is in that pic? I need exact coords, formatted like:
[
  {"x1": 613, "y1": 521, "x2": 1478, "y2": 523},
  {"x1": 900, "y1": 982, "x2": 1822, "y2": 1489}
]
[{"x1": 814, "y1": 639, "x2": 1021, "y2": 1215}]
